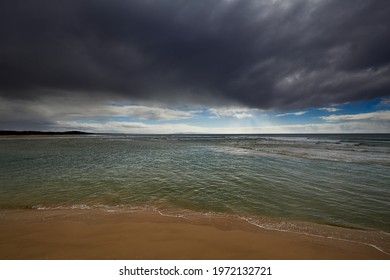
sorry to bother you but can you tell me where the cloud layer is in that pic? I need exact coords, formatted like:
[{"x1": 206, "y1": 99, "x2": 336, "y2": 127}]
[
  {"x1": 321, "y1": 111, "x2": 390, "y2": 122},
  {"x1": 1, "y1": 0, "x2": 390, "y2": 112}
]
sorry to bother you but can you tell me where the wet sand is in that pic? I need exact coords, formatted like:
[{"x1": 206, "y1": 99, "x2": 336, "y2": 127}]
[{"x1": 0, "y1": 209, "x2": 389, "y2": 260}]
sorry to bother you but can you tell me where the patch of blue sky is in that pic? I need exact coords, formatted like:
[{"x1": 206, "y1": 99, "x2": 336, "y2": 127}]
[
  {"x1": 335, "y1": 99, "x2": 383, "y2": 115},
  {"x1": 269, "y1": 109, "x2": 318, "y2": 124},
  {"x1": 263, "y1": 98, "x2": 390, "y2": 126}
]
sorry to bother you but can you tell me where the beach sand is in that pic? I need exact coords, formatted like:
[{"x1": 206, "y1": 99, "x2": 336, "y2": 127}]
[{"x1": 0, "y1": 209, "x2": 389, "y2": 260}]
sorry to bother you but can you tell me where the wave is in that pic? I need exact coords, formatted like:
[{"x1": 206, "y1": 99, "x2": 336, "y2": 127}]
[{"x1": 213, "y1": 137, "x2": 390, "y2": 165}]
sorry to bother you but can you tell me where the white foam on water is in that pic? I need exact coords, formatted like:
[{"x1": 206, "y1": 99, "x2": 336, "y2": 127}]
[
  {"x1": 239, "y1": 216, "x2": 390, "y2": 256},
  {"x1": 27, "y1": 203, "x2": 390, "y2": 256}
]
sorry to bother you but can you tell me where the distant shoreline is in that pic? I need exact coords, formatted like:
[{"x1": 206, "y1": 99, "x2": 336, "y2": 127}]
[{"x1": 1, "y1": 131, "x2": 389, "y2": 137}]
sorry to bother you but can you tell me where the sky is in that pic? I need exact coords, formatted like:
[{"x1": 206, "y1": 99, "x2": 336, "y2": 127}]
[{"x1": 1, "y1": 0, "x2": 390, "y2": 134}]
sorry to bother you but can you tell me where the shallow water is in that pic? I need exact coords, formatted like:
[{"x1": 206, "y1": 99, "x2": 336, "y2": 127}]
[{"x1": 0, "y1": 134, "x2": 389, "y2": 234}]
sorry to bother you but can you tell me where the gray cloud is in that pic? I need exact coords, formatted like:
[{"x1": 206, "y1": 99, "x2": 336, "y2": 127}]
[{"x1": 1, "y1": 0, "x2": 390, "y2": 115}]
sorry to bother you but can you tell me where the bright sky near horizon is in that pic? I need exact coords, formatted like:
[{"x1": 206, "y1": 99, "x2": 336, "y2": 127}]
[{"x1": 1, "y1": 0, "x2": 389, "y2": 133}]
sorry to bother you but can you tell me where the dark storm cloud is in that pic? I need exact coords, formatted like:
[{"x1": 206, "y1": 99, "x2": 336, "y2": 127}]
[{"x1": 1, "y1": 0, "x2": 390, "y2": 110}]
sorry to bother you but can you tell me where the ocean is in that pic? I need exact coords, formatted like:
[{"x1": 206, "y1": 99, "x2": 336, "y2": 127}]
[{"x1": 0, "y1": 134, "x2": 389, "y2": 251}]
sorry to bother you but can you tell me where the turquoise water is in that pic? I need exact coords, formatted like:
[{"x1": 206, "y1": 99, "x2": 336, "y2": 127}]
[{"x1": 0, "y1": 134, "x2": 389, "y2": 233}]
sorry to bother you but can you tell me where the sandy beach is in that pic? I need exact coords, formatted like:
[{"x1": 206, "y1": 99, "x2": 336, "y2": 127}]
[{"x1": 0, "y1": 209, "x2": 388, "y2": 260}]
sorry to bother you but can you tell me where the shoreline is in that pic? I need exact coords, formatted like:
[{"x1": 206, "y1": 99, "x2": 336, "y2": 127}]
[{"x1": 0, "y1": 209, "x2": 389, "y2": 260}]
